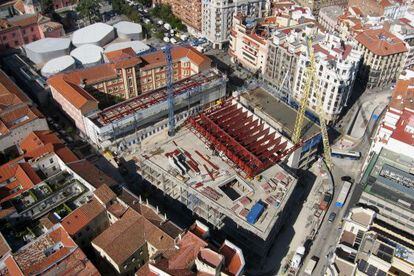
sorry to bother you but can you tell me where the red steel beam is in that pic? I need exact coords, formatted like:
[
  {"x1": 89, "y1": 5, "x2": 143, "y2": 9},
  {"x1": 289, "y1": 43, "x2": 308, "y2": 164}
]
[
  {"x1": 234, "y1": 121, "x2": 261, "y2": 140},
  {"x1": 250, "y1": 132, "x2": 275, "y2": 152},
  {"x1": 243, "y1": 128, "x2": 269, "y2": 147},
  {"x1": 210, "y1": 104, "x2": 238, "y2": 121},
  {"x1": 200, "y1": 114, "x2": 263, "y2": 168},
  {"x1": 189, "y1": 117, "x2": 255, "y2": 176},
  {"x1": 262, "y1": 140, "x2": 288, "y2": 161},
  {"x1": 225, "y1": 117, "x2": 254, "y2": 138},
  {"x1": 221, "y1": 111, "x2": 248, "y2": 131},
  {"x1": 212, "y1": 107, "x2": 242, "y2": 123},
  {"x1": 256, "y1": 136, "x2": 281, "y2": 157}
]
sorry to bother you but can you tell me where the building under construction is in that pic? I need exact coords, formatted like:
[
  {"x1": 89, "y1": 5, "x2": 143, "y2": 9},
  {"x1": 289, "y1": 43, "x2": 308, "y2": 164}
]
[
  {"x1": 84, "y1": 69, "x2": 227, "y2": 151},
  {"x1": 138, "y1": 96, "x2": 301, "y2": 257}
]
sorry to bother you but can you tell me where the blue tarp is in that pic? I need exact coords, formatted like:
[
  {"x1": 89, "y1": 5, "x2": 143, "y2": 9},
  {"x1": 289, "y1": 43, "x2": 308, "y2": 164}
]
[{"x1": 246, "y1": 201, "x2": 265, "y2": 224}]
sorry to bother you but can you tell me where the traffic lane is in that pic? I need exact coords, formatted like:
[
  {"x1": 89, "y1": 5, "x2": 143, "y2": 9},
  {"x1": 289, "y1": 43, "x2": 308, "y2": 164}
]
[{"x1": 307, "y1": 159, "x2": 360, "y2": 275}]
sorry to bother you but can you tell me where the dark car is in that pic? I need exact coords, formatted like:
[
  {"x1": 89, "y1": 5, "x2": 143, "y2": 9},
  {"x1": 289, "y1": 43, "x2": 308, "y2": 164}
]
[
  {"x1": 341, "y1": 176, "x2": 352, "y2": 182},
  {"x1": 328, "y1": 212, "x2": 337, "y2": 223}
]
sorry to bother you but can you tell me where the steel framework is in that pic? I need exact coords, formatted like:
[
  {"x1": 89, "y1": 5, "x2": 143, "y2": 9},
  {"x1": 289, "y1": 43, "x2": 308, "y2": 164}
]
[
  {"x1": 291, "y1": 38, "x2": 332, "y2": 169},
  {"x1": 188, "y1": 101, "x2": 300, "y2": 177}
]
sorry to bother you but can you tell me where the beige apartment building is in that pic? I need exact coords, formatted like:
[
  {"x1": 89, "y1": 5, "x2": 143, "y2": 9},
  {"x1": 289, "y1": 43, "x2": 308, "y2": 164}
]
[
  {"x1": 154, "y1": 0, "x2": 202, "y2": 32},
  {"x1": 294, "y1": 0, "x2": 347, "y2": 16},
  {"x1": 355, "y1": 28, "x2": 408, "y2": 89}
]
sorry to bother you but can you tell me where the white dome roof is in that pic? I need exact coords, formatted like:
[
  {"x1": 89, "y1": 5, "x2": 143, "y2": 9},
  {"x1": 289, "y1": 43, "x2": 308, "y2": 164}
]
[{"x1": 41, "y1": 55, "x2": 76, "y2": 77}]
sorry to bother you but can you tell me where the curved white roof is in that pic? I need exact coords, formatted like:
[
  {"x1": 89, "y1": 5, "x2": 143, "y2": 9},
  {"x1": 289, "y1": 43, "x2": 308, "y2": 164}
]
[
  {"x1": 104, "y1": 41, "x2": 150, "y2": 55},
  {"x1": 25, "y1": 38, "x2": 71, "y2": 54},
  {"x1": 41, "y1": 55, "x2": 76, "y2": 77},
  {"x1": 71, "y1": 44, "x2": 103, "y2": 66},
  {"x1": 113, "y1": 21, "x2": 142, "y2": 36},
  {"x1": 72, "y1": 22, "x2": 115, "y2": 47}
]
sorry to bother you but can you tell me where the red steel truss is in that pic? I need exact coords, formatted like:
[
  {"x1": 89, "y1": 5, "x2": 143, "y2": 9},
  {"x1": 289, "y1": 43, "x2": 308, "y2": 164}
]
[{"x1": 188, "y1": 101, "x2": 301, "y2": 177}]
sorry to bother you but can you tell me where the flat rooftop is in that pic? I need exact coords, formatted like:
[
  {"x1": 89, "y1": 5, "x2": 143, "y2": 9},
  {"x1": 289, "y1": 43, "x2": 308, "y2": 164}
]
[
  {"x1": 361, "y1": 148, "x2": 414, "y2": 210},
  {"x1": 240, "y1": 88, "x2": 320, "y2": 141},
  {"x1": 141, "y1": 128, "x2": 297, "y2": 239}
]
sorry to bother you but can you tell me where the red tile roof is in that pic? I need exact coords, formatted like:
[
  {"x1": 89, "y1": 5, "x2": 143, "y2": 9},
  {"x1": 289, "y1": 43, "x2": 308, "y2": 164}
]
[
  {"x1": 0, "y1": 162, "x2": 41, "y2": 203},
  {"x1": 390, "y1": 109, "x2": 414, "y2": 146},
  {"x1": 93, "y1": 184, "x2": 116, "y2": 206},
  {"x1": 105, "y1": 47, "x2": 142, "y2": 68},
  {"x1": 391, "y1": 73, "x2": 414, "y2": 111},
  {"x1": 356, "y1": 28, "x2": 407, "y2": 56},
  {"x1": 67, "y1": 160, "x2": 116, "y2": 188},
  {"x1": 92, "y1": 208, "x2": 175, "y2": 266},
  {"x1": 20, "y1": 130, "x2": 79, "y2": 163},
  {"x1": 140, "y1": 46, "x2": 210, "y2": 71},
  {"x1": 61, "y1": 199, "x2": 106, "y2": 236},
  {"x1": 8, "y1": 226, "x2": 96, "y2": 275},
  {"x1": 48, "y1": 74, "x2": 99, "y2": 110}
]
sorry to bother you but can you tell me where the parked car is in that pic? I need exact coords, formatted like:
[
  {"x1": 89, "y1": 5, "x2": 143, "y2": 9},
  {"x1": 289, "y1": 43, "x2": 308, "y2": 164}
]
[{"x1": 328, "y1": 212, "x2": 337, "y2": 223}]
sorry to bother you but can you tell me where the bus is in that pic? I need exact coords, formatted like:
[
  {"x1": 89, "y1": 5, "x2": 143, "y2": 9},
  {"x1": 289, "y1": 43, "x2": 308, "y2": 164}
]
[
  {"x1": 336, "y1": 181, "x2": 352, "y2": 208},
  {"x1": 331, "y1": 149, "x2": 361, "y2": 160}
]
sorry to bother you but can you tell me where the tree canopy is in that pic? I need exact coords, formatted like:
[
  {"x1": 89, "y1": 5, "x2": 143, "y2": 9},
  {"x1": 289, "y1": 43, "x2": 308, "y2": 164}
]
[
  {"x1": 76, "y1": 0, "x2": 101, "y2": 23},
  {"x1": 150, "y1": 4, "x2": 186, "y2": 31}
]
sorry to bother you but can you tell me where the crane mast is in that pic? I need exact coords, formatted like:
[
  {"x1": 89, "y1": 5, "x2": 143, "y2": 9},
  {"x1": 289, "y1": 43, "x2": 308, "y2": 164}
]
[
  {"x1": 163, "y1": 43, "x2": 175, "y2": 136},
  {"x1": 291, "y1": 38, "x2": 332, "y2": 169}
]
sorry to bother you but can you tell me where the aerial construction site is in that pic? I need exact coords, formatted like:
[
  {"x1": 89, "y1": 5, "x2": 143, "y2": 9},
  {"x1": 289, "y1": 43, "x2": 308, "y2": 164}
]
[{"x1": 138, "y1": 98, "x2": 301, "y2": 256}]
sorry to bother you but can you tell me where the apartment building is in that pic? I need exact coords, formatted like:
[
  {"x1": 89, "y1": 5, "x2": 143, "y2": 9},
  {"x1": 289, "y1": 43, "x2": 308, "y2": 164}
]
[
  {"x1": 0, "y1": 130, "x2": 117, "y2": 221},
  {"x1": 355, "y1": 28, "x2": 407, "y2": 89},
  {"x1": 0, "y1": 13, "x2": 64, "y2": 49},
  {"x1": 348, "y1": 0, "x2": 408, "y2": 19},
  {"x1": 48, "y1": 47, "x2": 225, "y2": 150},
  {"x1": 294, "y1": 0, "x2": 347, "y2": 16},
  {"x1": 154, "y1": 0, "x2": 202, "y2": 32},
  {"x1": 369, "y1": 70, "x2": 414, "y2": 157},
  {"x1": 0, "y1": 225, "x2": 99, "y2": 275},
  {"x1": 391, "y1": 17, "x2": 414, "y2": 70},
  {"x1": 264, "y1": 30, "x2": 362, "y2": 123},
  {"x1": 23, "y1": 0, "x2": 78, "y2": 13},
  {"x1": 202, "y1": 0, "x2": 265, "y2": 49},
  {"x1": 330, "y1": 207, "x2": 414, "y2": 276},
  {"x1": 137, "y1": 221, "x2": 245, "y2": 276},
  {"x1": 229, "y1": 6, "x2": 314, "y2": 74},
  {"x1": 0, "y1": 70, "x2": 48, "y2": 153},
  {"x1": 318, "y1": 5, "x2": 343, "y2": 32}
]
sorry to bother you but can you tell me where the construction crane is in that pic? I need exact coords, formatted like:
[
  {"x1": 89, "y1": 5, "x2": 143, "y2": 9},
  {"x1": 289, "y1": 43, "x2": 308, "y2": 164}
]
[
  {"x1": 163, "y1": 43, "x2": 175, "y2": 136},
  {"x1": 291, "y1": 38, "x2": 333, "y2": 170}
]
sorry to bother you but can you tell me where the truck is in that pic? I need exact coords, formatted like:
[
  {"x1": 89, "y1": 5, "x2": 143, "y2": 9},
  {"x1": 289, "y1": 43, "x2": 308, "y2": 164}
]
[
  {"x1": 336, "y1": 181, "x2": 352, "y2": 207},
  {"x1": 319, "y1": 192, "x2": 332, "y2": 210},
  {"x1": 304, "y1": 256, "x2": 319, "y2": 275}
]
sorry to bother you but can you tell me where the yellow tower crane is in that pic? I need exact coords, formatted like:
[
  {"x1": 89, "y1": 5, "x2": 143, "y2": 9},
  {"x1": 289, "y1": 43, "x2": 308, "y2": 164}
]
[{"x1": 292, "y1": 37, "x2": 333, "y2": 170}]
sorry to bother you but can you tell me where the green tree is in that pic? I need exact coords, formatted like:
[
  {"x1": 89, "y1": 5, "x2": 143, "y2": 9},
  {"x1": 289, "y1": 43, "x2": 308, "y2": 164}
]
[
  {"x1": 76, "y1": 0, "x2": 101, "y2": 23},
  {"x1": 138, "y1": 0, "x2": 151, "y2": 7},
  {"x1": 41, "y1": 0, "x2": 54, "y2": 15}
]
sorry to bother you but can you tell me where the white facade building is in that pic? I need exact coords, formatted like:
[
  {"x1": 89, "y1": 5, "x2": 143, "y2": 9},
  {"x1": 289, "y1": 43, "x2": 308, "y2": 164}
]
[
  {"x1": 292, "y1": 35, "x2": 362, "y2": 122},
  {"x1": 265, "y1": 30, "x2": 362, "y2": 123},
  {"x1": 201, "y1": 0, "x2": 265, "y2": 49}
]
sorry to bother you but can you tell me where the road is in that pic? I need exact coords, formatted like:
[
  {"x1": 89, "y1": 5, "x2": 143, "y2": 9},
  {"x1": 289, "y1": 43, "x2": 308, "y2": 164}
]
[{"x1": 300, "y1": 87, "x2": 388, "y2": 275}]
